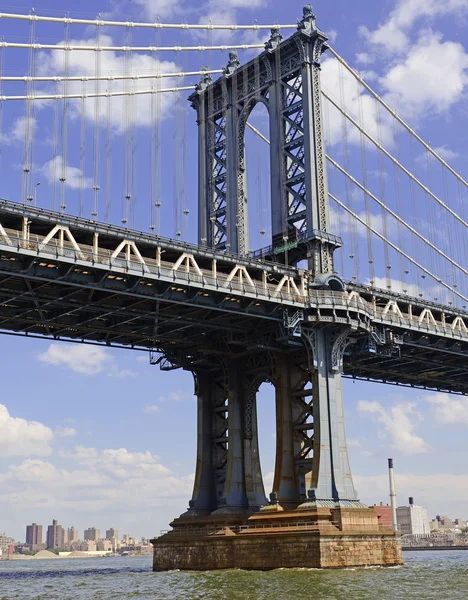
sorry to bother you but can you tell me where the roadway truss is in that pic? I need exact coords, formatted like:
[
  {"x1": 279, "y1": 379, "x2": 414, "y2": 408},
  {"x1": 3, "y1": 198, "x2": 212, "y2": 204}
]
[{"x1": 1, "y1": 201, "x2": 468, "y2": 393}]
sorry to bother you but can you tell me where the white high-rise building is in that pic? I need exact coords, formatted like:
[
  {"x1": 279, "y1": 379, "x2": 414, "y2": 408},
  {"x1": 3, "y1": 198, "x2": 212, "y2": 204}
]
[{"x1": 396, "y1": 497, "x2": 430, "y2": 535}]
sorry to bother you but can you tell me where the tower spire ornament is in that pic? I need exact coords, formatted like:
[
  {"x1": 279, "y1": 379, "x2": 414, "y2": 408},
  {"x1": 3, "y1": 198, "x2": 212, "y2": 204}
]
[
  {"x1": 298, "y1": 4, "x2": 319, "y2": 35},
  {"x1": 265, "y1": 27, "x2": 283, "y2": 51},
  {"x1": 224, "y1": 50, "x2": 240, "y2": 76}
]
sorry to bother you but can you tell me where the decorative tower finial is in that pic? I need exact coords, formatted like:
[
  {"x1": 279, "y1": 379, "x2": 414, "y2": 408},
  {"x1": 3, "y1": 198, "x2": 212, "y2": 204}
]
[
  {"x1": 224, "y1": 50, "x2": 240, "y2": 76},
  {"x1": 196, "y1": 69, "x2": 212, "y2": 92},
  {"x1": 265, "y1": 27, "x2": 283, "y2": 52},
  {"x1": 298, "y1": 4, "x2": 318, "y2": 35}
]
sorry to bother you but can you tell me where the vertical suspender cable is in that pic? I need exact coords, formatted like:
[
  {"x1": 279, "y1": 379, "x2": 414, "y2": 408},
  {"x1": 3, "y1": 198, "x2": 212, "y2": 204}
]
[
  {"x1": 130, "y1": 50, "x2": 136, "y2": 229},
  {"x1": 92, "y1": 20, "x2": 101, "y2": 219},
  {"x1": 23, "y1": 14, "x2": 35, "y2": 205},
  {"x1": 357, "y1": 76, "x2": 374, "y2": 285},
  {"x1": 60, "y1": 18, "x2": 70, "y2": 212},
  {"x1": 441, "y1": 158, "x2": 457, "y2": 301},
  {"x1": 425, "y1": 145, "x2": 438, "y2": 292},
  {"x1": 324, "y1": 97, "x2": 344, "y2": 277},
  {"x1": 338, "y1": 62, "x2": 358, "y2": 281},
  {"x1": 391, "y1": 108, "x2": 405, "y2": 290},
  {"x1": 105, "y1": 78, "x2": 112, "y2": 222},
  {"x1": 122, "y1": 25, "x2": 131, "y2": 224},
  {"x1": 375, "y1": 102, "x2": 391, "y2": 290},
  {"x1": 173, "y1": 58, "x2": 181, "y2": 238},
  {"x1": 155, "y1": 20, "x2": 162, "y2": 235},
  {"x1": 149, "y1": 44, "x2": 156, "y2": 232},
  {"x1": 182, "y1": 25, "x2": 190, "y2": 241},
  {"x1": 52, "y1": 78, "x2": 60, "y2": 211},
  {"x1": 79, "y1": 81, "x2": 86, "y2": 217}
]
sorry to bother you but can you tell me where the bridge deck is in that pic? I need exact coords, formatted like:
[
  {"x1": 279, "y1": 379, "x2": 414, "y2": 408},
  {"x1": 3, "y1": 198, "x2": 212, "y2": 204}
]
[{"x1": 1, "y1": 201, "x2": 468, "y2": 393}]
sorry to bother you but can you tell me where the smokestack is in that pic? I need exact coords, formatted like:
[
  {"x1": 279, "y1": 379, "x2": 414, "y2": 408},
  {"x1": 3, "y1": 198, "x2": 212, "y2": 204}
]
[
  {"x1": 409, "y1": 497, "x2": 414, "y2": 506},
  {"x1": 388, "y1": 458, "x2": 398, "y2": 532}
]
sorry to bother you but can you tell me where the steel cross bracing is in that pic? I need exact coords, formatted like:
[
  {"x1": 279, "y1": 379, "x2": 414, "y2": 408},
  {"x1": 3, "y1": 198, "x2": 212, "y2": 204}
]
[
  {"x1": 190, "y1": 7, "x2": 340, "y2": 273},
  {"x1": 1, "y1": 200, "x2": 468, "y2": 393}
]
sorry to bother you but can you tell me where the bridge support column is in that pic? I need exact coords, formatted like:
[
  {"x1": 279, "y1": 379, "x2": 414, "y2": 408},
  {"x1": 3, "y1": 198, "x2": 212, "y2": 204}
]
[
  {"x1": 272, "y1": 355, "x2": 302, "y2": 506},
  {"x1": 182, "y1": 371, "x2": 219, "y2": 516},
  {"x1": 214, "y1": 361, "x2": 267, "y2": 513},
  {"x1": 301, "y1": 326, "x2": 361, "y2": 506}
]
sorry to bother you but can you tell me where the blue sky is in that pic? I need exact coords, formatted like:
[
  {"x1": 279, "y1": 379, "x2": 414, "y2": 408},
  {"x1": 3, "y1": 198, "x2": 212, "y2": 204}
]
[{"x1": 1, "y1": 0, "x2": 468, "y2": 542}]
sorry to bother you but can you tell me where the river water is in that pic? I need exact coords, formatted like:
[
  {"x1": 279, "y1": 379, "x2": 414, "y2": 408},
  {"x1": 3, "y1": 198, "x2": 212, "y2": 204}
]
[{"x1": 0, "y1": 551, "x2": 466, "y2": 599}]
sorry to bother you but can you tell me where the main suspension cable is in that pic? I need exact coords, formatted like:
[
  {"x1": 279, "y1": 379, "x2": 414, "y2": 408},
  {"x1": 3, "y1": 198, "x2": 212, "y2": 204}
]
[
  {"x1": 1, "y1": 86, "x2": 195, "y2": 101},
  {"x1": 327, "y1": 155, "x2": 468, "y2": 278},
  {"x1": 330, "y1": 193, "x2": 468, "y2": 304},
  {"x1": 322, "y1": 88, "x2": 468, "y2": 231},
  {"x1": 0, "y1": 69, "x2": 224, "y2": 82},
  {"x1": 0, "y1": 41, "x2": 265, "y2": 52},
  {"x1": 327, "y1": 46, "x2": 468, "y2": 190},
  {"x1": 0, "y1": 12, "x2": 294, "y2": 30}
]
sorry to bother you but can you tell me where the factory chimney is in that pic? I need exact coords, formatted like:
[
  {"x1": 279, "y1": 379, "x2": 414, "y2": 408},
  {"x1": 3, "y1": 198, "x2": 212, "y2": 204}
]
[{"x1": 388, "y1": 458, "x2": 398, "y2": 532}]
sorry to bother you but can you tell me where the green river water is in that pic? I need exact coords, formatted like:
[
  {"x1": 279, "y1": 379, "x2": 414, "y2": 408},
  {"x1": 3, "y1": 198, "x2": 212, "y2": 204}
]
[{"x1": 0, "y1": 551, "x2": 466, "y2": 599}]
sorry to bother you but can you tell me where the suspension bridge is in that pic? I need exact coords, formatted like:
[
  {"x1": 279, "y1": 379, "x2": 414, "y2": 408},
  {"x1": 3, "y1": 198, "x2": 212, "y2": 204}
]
[{"x1": 0, "y1": 4, "x2": 467, "y2": 569}]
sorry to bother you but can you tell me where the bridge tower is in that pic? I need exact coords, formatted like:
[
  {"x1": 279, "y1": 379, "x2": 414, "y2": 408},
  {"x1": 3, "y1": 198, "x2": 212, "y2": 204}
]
[{"x1": 152, "y1": 5, "x2": 402, "y2": 569}]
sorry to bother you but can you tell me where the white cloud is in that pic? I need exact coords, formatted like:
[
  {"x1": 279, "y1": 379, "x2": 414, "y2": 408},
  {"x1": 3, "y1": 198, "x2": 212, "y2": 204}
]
[
  {"x1": 0, "y1": 444, "x2": 192, "y2": 515},
  {"x1": 144, "y1": 404, "x2": 161, "y2": 414},
  {"x1": 322, "y1": 57, "x2": 394, "y2": 148},
  {"x1": 432, "y1": 145, "x2": 460, "y2": 162},
  {"x1": 359, "y1": 0, "x2": 468, "y2": 53},
  {"x1": 423, "y1": 392, "x2": 468, "y2": 425},
  {"x1": 158, "y1": 390, "x2": 194, "y2": 402},
  {"x1": 0, "y1": 404, "x2": 53, "y2": 457},
  {"x1": 56, "y1": 426, "x2": 77, "y2": 438},
  {"x1": 37, "y1": 343, "x2": 135, "y2": 378},
  {"x1": 2, "y1": 116, "x2": 37, "y2": 145},
  {"x1": 38, "y1": 343, "x2": 111, "y2": 375},
  {"x1": 380, "y1": 30, "x2": 468, "y2": 118},
  {"x1": 40, "y1": 156, "x2": 92, "y2": 189},
  {"x1": 132, "y1": 0, "x2": 182, "y2": 19},
  {"x1": 358, "y1": 400, "x2": 431, "y2": 454},
  {"x1": 356, "y1": 52, "x2": 374, "y2": 65},
  {"x1": 37, "y1": 35, "x2": 180, "y2": 132},
  {"x1": 108, "y1": 365, "x2": 137, "y2": 378}
]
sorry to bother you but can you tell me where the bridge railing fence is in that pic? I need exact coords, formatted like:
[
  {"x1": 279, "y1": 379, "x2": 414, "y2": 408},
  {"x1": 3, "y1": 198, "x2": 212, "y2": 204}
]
[{"x1": 2, "y1": 226, "x2": 468, "y2": 340}]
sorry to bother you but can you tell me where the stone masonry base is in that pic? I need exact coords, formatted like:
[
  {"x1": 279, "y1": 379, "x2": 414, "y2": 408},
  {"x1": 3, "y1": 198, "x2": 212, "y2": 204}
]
[{"x1": 151, "y1": 508, "x2": 403, "y2": 570}]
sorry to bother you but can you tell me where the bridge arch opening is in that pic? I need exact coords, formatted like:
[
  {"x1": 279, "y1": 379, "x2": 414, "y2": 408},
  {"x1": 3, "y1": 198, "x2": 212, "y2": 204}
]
[{"x1": 243, "y1": 101, "x2": 272, "y2": 254}]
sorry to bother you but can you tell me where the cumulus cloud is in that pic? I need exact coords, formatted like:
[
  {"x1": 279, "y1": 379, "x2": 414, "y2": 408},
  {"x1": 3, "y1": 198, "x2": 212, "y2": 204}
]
[
  {"x1": 431, "y1": 146, "x2": 460, "y2": 161},
  {"x1": 38, "y1": 344, "x2": 112, "y2": 375},
  {"x1": 380, "y1": 31, "x2": 468, "y2": 118},
  {"x1": 0, "y1": 404, "x2": 53, "y2": 457},
  {"x1": 132, "y1": 0, "x2": 182, "y2": 19},
  {"x1": 359, "y1": 0, "x2": 468, "y2": 53},
  {"x1": 40, "y1": 155, "x2": 92, "y2": 189},
  {"x1": 0, "y1": 444, "x2": 192, "y2": 515},
  {"x1": 144, "y1": 404, "x2": 161, "y2": 414},
  {"x1": 1, "y1": 116, "x2": 37, "y2": 145},
  {"x1": 36, "y1": 35, "x2": 180, "y2": 132},
  {"x1": 37, "y1": 343, "x2": 135, "y2": 378},
  {"x1": 158, "y1": 390, "x2": 194, "y2": 402},
  {"x1": 56, "y1": 426, "x2": 77, "y2": 438},
  {"x1": 358, "y1": 400, "x2": 431, "y2": 454},
  {"x1": 423, "y1": 392, "x2": 468, "y2": 425}
]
